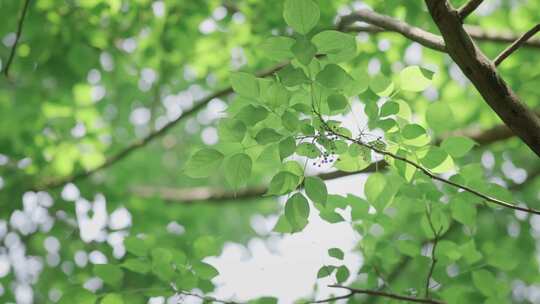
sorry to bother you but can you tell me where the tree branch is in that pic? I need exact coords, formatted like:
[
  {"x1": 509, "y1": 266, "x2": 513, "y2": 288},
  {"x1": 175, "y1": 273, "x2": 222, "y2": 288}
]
[
  {"x1": 424, "y1": 0, "x2": 540, "y2": 157},
  {"x1": 345, "y1": 24, "x2": 540, "y2": 49},
  {"x1": 2, "y1": 0, "x2": 31, "y2": 78},
  {"x1": 458, "y1": 0, "x2": 483, "y2": 20},
  {"x1": 494, "y1": 24, "x2": 540, "y2": 66},
  {"x1": 338, "y1": 10, "x2": 446, "y2": 52},
  {"x1": 313, "y1": 285, "x2": 445, "y2": 304}
]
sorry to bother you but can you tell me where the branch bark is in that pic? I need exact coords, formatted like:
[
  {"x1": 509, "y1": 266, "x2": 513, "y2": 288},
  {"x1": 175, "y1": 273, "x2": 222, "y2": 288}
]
[
  {"x1": 339, "y1": 10, "x2": 446, "y2": 52},
  {"x1": 3, "y1": 0, "x2": 31, "y2": 78},
  {"x1": 458, "y1": 0, "x2": 483, "y2": 20},
  {"x1": 424, "y1": 0, "x2": 540, "y2": 157}
]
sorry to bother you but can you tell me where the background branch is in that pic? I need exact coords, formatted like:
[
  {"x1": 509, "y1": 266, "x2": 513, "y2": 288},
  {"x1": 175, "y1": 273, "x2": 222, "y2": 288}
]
[{"x1": 2, "y1": 0, "x2": 31, "y2": 78}]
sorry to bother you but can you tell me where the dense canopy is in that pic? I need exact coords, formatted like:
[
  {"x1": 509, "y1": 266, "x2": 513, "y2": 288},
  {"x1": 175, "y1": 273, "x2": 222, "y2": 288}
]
[{"x1": 1, "y1": 0, "x2": 540, "y2": 303}]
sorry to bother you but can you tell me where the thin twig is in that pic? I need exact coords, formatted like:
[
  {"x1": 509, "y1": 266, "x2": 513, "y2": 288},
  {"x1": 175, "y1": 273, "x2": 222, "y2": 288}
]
[
  {"x1": 3, "y1": 0, "x2": 31, "y2": 78},
  {"x1": 316, "y1": 111, "x2": 540, "y2": 215},
  {"x1": 494, "y1": 24, "x2": 540, "y2": 66},
  {"x1": 424, "y1": 205, "x2": 443, "y2": 299},
  {"x1": 313, "y1": 285, "x2": 445, "y2": 304},
  {"x1": 458, "y1": 0, "x2": 483, "y2": 20}
]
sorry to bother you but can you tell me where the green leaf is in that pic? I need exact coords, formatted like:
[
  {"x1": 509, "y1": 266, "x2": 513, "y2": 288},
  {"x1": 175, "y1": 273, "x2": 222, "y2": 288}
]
[
  {"x1": 279, "y1": 136, "x2": 296, "y2": 160},
  {"x1": 304, "y1": 176, "x2": 327, "y2": 206},
  {"x1": 283, "y1": 0, "x2": 320, "y2": 34},
  {"x1": 316, "y1": 64, "x2": 351, "y2": 89},
  {"x1": 264, "y1": 82, "x2": 291, "y2": 109},
  {"x1": 93, "y1": 264, "x2": 124, "y2": 287},
  {"x1": 441, "y1": 136, "x2": 476, "y2": 158},
  {"x1": 281, "y1": 111, "x2": 300, "y2": 132},
  {"x1": 472, "y1": 270, "x2": 497, "y2": 297},
  {"x1": 152, "y1": 260, "x2": 175, "y2": 282},
  {"x1": 267, "y1": 171, "x2": 301, "y2": 195},
  {"x1": 218, "y1": 119, "x2": 246, "y2": 142},
  {"x1": 230, "y1": 72, "x2": 259, "y2": 98},
  {"x1": 336, "y1": 265, "x2": 350, "y2": 283},
  {"x1": 184, "y1": 149, "x2": 225, "y2": 178},
  {"x1": 285, "y1": 193, "x2": 310, "y2": 232},
  {"x1": 151, "y1": 248, "x2": 173, "y2": 263},
  {"x1": 369, "y1": 74, "x2": 394, "y2": 96},
  {"x1": 121, "y1": 258, "x2": 151, "y2": 274},
  {"x1": 176, "y1": 272, "x2": 198, "y2": 291},
  {"x1": 224, "y1": 153, "x2": 252, "y2": 189},
  {"x1": 319, "y1": 209, "x2": 345, "y2": 223},
  {"x1": 365, "y1": 173, "x2": 385, "y2": 206},
  {"x1": 59, "y1": 288, "x2": 97, "y2": 304},
  {"x1": 193, "y1": 236, "x2": 219, "y2": 258},
  {"x1": 364, "y1": 173, "x2": 402, "y2": 210},
  {"x1": 327, "y1": 94, "x2": 348, "y2": 112},
  {"x1": 328, "y1": 248, "x2": 344, "y2": 260},
  {"x1": 259, "y1": 36, "x2": 295, "y2": 61},
  {"x1": 380, "y1": 101, "x2": 399, "y2": 117},
  {"x1": 460, "y1": 241, "x2": 482, "y2": 265},
  {"x1": 334, "y1": 151, "x2": 371, "y2": 172},
  {"x1": 426, "y1": 102, "x2": 455, "y2": 132},
  {"x1": 278, "y1": 65, "x2": 310, "y2": 87},
  {"x1": 236, "y1": 105, "x2": 269, "y2": 125},
  {"x1": 255, "y1": 128, "x2": 283, "y2": 145},
  {"x1": 124, "y1": 236, "x2": 149, "y2": 257},
  {"x1": 349, "y1": 195, "x2": 369, "y2": 220},
  {"x1": 192, "y1": 261, "x2": 219, "y2": 280},
  {"x1": 101, "y1": 294, "x2": 124, "y2": 304},
  {"x1": 420, "y1": 147, "x2": 455, "y2": 173},
  {"x1": 292, "y1": 37, "x2": 317, "y2": 65},
  {"x1": 399, "y1": 66, "x2": 433, "y2": 92},
  {"x1": 282, "y1": 160, "x2": 305, "y2": 176},
  {"x1": 312, "y1": 30, "x2": 356, "y2": 62},
  {"x1": 402, "y1": 124, "x2": 430, "y2": 147},
  {"x1": 450, "y1": 195, "x2": 477, "y2": 227},
  {"x1": 317, "y1": 265, "x2": 335, "y2": 278},
  {"x1": 397, "y1": 240, "x2": 420, "y2": 257},
  {"x1": 273, "y1": 214, "x2": 293, "y2": 233},
  {"x1": 296, "y1": 142, "x2": 320, "y2": 158}
]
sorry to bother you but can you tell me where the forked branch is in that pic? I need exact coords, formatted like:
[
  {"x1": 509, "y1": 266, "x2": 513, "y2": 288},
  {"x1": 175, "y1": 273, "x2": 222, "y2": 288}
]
[{"x1": 424, "y1": 0, "x2": 540, "y2": 157}]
